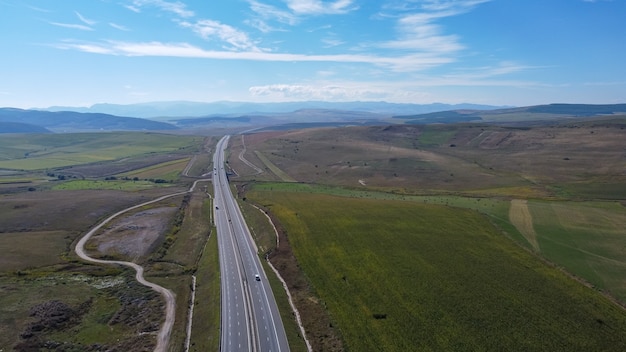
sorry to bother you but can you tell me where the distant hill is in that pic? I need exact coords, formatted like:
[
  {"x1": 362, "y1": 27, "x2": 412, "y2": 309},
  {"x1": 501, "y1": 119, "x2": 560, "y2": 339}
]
[
  {"x1": 44, "y1": 101, "x2": 507, "y2": 119},
  {"x1": 0, "y1": 121, "x2": 51, "y2": 134},
  {"x1": 394, "y1": 103, "x2": 626, "y2": 124},
  {"x1": 0, "y1": 108, "x2": 177, "y2": 132}
]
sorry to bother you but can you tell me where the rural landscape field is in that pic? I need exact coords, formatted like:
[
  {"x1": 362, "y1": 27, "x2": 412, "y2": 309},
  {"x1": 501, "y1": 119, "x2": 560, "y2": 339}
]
[
  {"x1": 228, "y1": 114, "x2": 626, "y2": 351},
  {"x1": 1, "y1": 107, "x2": 625, "y2": 351}
]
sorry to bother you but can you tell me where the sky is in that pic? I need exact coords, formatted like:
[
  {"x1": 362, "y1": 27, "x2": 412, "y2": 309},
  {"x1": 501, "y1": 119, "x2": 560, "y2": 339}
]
[{"x1": 1, "y1": 0, "x2": 625, "y2": 109}]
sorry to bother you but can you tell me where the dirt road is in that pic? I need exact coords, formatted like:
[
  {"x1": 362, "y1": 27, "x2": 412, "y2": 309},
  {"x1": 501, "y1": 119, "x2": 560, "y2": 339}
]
[{"x1": 75, "y1": 179, "x2": 208, "y2": 352}]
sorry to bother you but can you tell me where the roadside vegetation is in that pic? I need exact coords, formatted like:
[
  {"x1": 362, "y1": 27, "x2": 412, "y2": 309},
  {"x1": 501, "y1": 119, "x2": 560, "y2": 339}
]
[{"x1": 0, "y1": 133, "x2": 218, "y2": 350}]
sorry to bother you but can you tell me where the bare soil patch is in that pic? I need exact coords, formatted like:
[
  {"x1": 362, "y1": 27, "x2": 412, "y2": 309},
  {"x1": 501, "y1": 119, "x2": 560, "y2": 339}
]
[{"x1": 89, "y1": 207, "x2": 178, "y2": 261}]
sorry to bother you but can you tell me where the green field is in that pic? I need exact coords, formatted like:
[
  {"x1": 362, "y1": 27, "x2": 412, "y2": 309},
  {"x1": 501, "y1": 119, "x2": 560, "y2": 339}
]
[
  {"x1": 528, "y1": 200, "x2": 626, "y2": 300},
  {"x1": 117, "y1": 158, "x2": 190, "y2": 182},
  {"x1": 247, "y1": 187, "x2": 626, "y2": 351},
  {"x1": 0, "y1": 133, "x2": 200, "y2": 170},
  {"x1": 51, "y1": 179, "x2": 166, "y2": 191}
]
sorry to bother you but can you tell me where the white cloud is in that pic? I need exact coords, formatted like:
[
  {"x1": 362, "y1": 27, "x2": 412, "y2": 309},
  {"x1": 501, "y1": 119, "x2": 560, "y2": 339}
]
[
  {"x1": 247, "y1": 82, "x2": 442, "y2": 102},
  {"x1": 248, "y1": 1, "x2": 298, "y2": 26},
  {"x1": 109, "y1": 23, "x2": 130, "y2": 31},
  {"x1": 130, "y1": 0, "x2": 194, "y2": 18},
  {"x1": 372, "y1": 0, "x2": 491, "y2": 71},
  {"x1": 285, "y1": 0, "x2": 357, "y2": 15},
  {"x1": 249, "y1": 83, "x2": 389, "y2": 100},
  {"x1": 180, "y1": 20, "x2": 262, "y2": 52},
  {"x1": 75, "y1": 11, "x2": 96, "y2": 26},
  {"x1": 54, "y1": 40, "x2": 452, "y2": 71},
  {"x1": 321, "y1": 37, "x2": 345, "y2": 47},
  {"x1": 49, "y1": 22, "x2": 93, "y2": 31}
]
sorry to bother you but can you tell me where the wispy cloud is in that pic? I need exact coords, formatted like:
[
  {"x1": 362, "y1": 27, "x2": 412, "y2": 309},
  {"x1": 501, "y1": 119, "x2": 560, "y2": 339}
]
[
  {"x1": 110, "y1": 23, "x2": 130, "y2": 31},
  {"x1": 75, "y1": 11, "x2": 96, "y2": 26},
  {"x1": 373, "y1": 0, "x2": 491, "y2": 70},
  {"x1": 285, "y1": 0, "x2": 358, "y2": 15},
  {"x1": 49, "y1": 22, "x2": 94, "y2": 31},
  {"x1": 130, "y1": 0, "x2": 194, "y2": 18},
  {"x1": 26, "y1": 5, "x2": 51, "y2": 13},
  {"x1": 245, "y1": 0, "x2": 298, "y2": 33},
  {"x1": 179, "y1": 20, "x2": 262, "y2": 52},
  {"x1": 53, "y1": 40, "x2": 451, "y2": 71},
  {"x1": 249, "y1": 83, "x2": 388, "y2": 100},
  {"x1": 248, "y1": 0, "x2": 298, "y2": 26}
]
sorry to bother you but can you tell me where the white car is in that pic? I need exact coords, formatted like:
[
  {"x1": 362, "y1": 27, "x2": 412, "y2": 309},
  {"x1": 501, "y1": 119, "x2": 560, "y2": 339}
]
[{"x1": 255, "y1": 274, "x2": 260, "y2": 281}]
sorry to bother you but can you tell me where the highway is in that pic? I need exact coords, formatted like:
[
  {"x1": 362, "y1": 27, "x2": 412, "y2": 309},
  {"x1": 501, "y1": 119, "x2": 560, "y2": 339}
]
[{"x1": 213, "y1": 135, "x2": 290, "y2": 352}]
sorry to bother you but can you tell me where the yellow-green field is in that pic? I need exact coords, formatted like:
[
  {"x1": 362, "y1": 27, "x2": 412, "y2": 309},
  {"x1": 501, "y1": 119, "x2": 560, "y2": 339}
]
[
  {"x1": 117, "y1": 158, "x2": 190, "y2": 182},
  {"x1": 246, "y1": 186, "x2": 626, "y2": 351},
  {"x1": 0, "y1": 133, "x2": 201, "y2": 170}
]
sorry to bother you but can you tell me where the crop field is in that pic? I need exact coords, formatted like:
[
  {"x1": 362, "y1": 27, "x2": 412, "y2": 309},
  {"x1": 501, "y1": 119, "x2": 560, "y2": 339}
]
[
  {"x1": 246, "y1": 188, "x2": 626, "y2": 351},
  {"x1": 230, "y1": 118, "x2": 626, "y2": 350},
  {"x1": 526, "y1": 200, "x2": 626, "y2": 300}
]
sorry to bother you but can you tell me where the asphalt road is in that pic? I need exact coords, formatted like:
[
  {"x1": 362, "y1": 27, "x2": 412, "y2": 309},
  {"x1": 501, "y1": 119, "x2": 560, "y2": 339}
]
[{"x1": 213, "y1": 135, "x2": 290, "y2": 352}]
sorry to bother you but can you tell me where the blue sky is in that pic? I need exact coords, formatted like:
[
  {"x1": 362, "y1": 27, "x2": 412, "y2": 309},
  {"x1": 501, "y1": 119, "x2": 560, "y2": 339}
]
[{"x1": 1, "y1": 0, "x2": 625, "y2": 109}]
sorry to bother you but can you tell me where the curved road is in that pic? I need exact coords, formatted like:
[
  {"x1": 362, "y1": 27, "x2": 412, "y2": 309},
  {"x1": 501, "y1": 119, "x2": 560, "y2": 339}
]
[{"x1": 75, "y1": 179, "x2": 208, "y2": 352}]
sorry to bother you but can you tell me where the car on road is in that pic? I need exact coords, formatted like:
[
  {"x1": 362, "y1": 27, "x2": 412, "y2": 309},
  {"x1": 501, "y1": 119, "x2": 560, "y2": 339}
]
[{"x1": 255, "y1": 274, "x2": 260, "y2": 281}]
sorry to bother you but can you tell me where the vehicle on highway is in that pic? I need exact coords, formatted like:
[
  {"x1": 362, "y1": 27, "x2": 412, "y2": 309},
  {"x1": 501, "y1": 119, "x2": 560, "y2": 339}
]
[{"x1": 255, "y1": 274, "x2": 260, "y2": 281}]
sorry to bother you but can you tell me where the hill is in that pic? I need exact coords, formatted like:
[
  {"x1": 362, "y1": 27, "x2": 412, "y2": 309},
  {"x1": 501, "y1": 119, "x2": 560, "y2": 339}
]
[
  {"x1": 0, "y1": 108, "x2": 177, "y2": 132},
  {"x1": 0, "y1": 121, "x2": 51, "y2": 134},
  {"x1": 44, "y1": 101, "x2": 506, "y2": 119},
  {"x1": 394, "y1": 103, "x2": 626, "y2": 124}
]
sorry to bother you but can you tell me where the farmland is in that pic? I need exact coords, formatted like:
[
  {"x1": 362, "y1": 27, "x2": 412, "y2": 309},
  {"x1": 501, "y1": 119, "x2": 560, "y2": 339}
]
[
  {"x1": 245, "y1": 189, "x2": 626, "y2": 351},
  {"x1": 231, "y1": 117, "x2": 626, "y2": 350},
  {"x1": 1, "y1": 115, "x2": 625, "y2": 351}
]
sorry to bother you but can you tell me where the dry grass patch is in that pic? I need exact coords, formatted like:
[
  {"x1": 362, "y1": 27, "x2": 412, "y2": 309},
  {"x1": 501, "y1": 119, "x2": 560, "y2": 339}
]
[
  {"x1": 0, "y1": 231, "x2": 71, "y2": 271},
  {"x1": 509, "y1": 199, "x2": 540, "y2": 251}
]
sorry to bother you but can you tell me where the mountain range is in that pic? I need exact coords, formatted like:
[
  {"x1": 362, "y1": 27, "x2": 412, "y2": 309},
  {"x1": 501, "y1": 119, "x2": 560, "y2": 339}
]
[
  {"x1": 1, "y1": 102, "x2": 625, "y2": 134},
  {"x1": 0, "y1": 108, "x2": 177, "y2": 133},
  {"x1": 44, "y1": 101, "x2": 506, "y2": 119}
]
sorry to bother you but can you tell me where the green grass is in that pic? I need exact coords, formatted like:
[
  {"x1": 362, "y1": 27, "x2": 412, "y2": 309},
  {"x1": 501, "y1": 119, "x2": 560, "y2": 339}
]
[
  {"x1": 189, "y1": 224, "x2": 221, "y2": 352},
  {"x1": 0, "y1": 132, "x2": 200, "y2": 170},
  {"x1": 118, "y1": 158, "x2": 190, "y2": 182},
  {"x1": 529, "y1": 200, "x2": 626, "y2": 300},
  {"x1": 0, "y1": 272, "x2": 153, "y2": 349},
  {"x1": 0, "y1": 231, "x2": 71, "y2": 271},
  {"x1": 247, "y1": 189, "x2": 626, "y2": 351},
  {"x1": 51, "y1": 179, "x2": 165, "y2": 191},
  {"x1": 254, "y1": 151, "x2": 297, "y2": 182},
  {"x1": 417, "y1": 128, "x2": 457, "y2": 146}
]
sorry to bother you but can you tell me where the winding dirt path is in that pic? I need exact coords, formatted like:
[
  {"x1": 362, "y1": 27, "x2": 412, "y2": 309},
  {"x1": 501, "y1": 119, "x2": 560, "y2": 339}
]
[{"x1": 75, "y1": 179, "x2": 208, "y2": 352}]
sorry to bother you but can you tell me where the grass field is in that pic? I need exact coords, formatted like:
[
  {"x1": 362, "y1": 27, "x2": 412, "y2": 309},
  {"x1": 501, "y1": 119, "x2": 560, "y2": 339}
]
[
  {"x1": 51, "y1": 179, "x2": 166, "y2": 191},
  {"x1": 0, "y1": 132, "x2": 201, "y2": 171},
  {"x1": 527, "y1": 200, "x2": 626, "y2": 301},
  {"x1": 189, "y1": 223, "x2": 221, "y2": 352},
  {"x1": 117, "y1": 157, "x2": 190, "y2": 182},
  {"x1": 237, "y1": 122, "x2": 625, "y2": 198},
  {"x1": 246, "y1": 187, "x2": 626, "y2": 351},
  {"x1": 0, "y1": 132, "x2": 207, "y2": 351}
]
